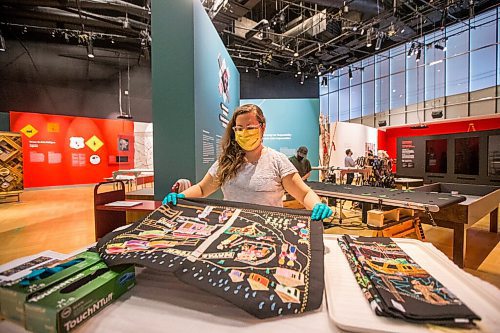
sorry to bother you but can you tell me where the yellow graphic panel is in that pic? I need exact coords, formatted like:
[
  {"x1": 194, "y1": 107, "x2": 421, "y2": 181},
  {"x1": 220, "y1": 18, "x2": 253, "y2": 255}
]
[
  {"x1": 85, "y1": 135, "x2": 104, "y2": 152},
  {"x1": 20, "y1": 124, "x2": 38, "y2": 138},
  {"x1": 47, "y1": 123, "x2": 60, "y2": 132}
]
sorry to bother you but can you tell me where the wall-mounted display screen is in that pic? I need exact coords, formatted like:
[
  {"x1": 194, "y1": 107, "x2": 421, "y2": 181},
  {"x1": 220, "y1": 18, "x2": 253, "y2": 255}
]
[
  {"x1": 455, "y1": 137, "x2": 479, "y2": 175},
  {"x1": 488, "y1": 135, "x2": 500, "y2": 176},
  {"x1": 425, "y1": 139, "x2": 447, "y2": 173}
]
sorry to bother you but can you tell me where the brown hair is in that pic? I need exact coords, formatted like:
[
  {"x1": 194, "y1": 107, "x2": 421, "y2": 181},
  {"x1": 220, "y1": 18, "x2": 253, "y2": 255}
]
[{"x1": 215, "y1": 104, "x2": 266, "y2": 185}]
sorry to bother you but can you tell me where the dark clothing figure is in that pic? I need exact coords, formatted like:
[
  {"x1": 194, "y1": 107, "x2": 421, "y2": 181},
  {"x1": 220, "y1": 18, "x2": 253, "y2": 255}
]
[
  {"x1": 289, "y1": 156, "x2": 312, "y2": 180},
  {"x1": 289, "y1": 146, "x2": 312, "y2": 181}
]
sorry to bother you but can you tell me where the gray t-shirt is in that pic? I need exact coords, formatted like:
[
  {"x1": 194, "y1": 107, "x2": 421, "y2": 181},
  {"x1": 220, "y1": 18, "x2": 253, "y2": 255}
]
[
  {"x1": 208, "y1": 147, "x2": 297, "y2": 207},
  {"x1": 345, "y1": 155, "x2": 356, "y2": 167}
]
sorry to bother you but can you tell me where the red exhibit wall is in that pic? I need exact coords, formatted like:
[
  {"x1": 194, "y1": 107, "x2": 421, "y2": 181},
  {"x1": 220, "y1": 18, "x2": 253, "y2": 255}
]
[
  {"x1": 10, "y1": 111, "x2": 134, "y2": 187},
  {"x1": 379, "y1": 116, "x2": 500, "y2": 173}
]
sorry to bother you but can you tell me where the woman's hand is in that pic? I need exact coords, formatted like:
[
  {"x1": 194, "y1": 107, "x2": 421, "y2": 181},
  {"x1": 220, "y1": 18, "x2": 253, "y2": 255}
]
[
  {"x1": 311, "y1": 203, "x2": 333, "y2": 221},
  {"x1": 162, "y1": 193, "x2": 185, "y2": 205}
]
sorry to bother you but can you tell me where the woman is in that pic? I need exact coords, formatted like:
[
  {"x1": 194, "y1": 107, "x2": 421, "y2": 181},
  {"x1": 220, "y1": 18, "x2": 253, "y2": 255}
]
[{"x1": 162, "y1": 104, "x2": 332, "y2": 221}]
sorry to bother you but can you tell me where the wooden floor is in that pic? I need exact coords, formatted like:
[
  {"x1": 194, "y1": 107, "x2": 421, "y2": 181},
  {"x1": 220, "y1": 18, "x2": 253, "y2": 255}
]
[{"x1": 1, "y1": 185, "x2": 499, "y2": 289}]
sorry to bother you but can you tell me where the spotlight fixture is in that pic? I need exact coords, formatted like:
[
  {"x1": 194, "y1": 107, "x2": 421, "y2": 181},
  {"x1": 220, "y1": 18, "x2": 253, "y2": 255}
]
[
  {"x1": 407, "y1": 42, "x2": 415, "y2": 57},
  {"x1": 387, "y1": 22, "x2": 396, "y2": 37},
  {"x1": 378, "y1": 120, "x2": 387, "y2": 127},
  {"x1": 415, "y1": 48, "x2": 421, "y2": 62},
  {"x1": 300, "y1": 73, "x2": 304, "y2": 85},
  {"x1": 366, "y1": 29, "x2": 372, "y2": 47},
  {"x1": 321, "y1": 76, "x2": 328, "y2": 86},
  {"x1": 434, "y1": 43, "x2": 445, "y2": 50},
  {"x1": 348, "y1": 67, "x2": 353, "y2": 80},
  {"x1": 431, "y1": 110, "x2": 443, "y2": 119},
  {"x1": 296, "y1": 62, "x2": 301, "y2": 75},
  {"x1": 0, "y1": 33, "x2": 5, "y2": 52},
  {"x1": 86, "y1": 36, "x2": 94, "y2": 59},
  {"x1": 245, "y1": 67, "x2": 248, "y2": 73},
  {"x1": 375, "y1": 33, "x2": 383, "y2": 51}
]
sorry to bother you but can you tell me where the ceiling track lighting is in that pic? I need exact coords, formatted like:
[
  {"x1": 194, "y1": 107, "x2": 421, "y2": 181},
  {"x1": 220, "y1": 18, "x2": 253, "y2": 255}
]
[{"x1": 415, "y1": 48, "x2": 421, "y2": 62}]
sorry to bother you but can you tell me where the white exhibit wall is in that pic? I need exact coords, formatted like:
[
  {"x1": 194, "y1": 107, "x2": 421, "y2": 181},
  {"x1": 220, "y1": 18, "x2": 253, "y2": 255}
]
[
  {"x1": 329, "y1": 121, "x2": 378, "y2": 167},
  {"x1": 134, "y1": 122, "x2": 153, "y2": 169}
]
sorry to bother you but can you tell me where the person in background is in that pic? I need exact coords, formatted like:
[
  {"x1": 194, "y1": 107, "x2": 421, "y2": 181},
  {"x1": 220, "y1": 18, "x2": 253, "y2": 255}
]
[
  {"x1": 366, "y1": 149, "x2": 374, "y2": 167},
  {"x1": 162, "y1": 104, "x2": 332, "y2": 221},
  {"x1": 344, "y1": 149, "x2": 356, "y2": 185},
  {"x1": 289, "y1": 146, "x2": 312, "y2": 181}
]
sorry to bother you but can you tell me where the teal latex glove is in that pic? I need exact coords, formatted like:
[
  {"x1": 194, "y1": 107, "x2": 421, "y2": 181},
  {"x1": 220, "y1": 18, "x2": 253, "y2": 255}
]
[
  {"x1": 162, "y1": 192, "x2": 185, "y2": 206},
  {"x1": 311, "y1": 203, "x2": 333, "y2": 221}
]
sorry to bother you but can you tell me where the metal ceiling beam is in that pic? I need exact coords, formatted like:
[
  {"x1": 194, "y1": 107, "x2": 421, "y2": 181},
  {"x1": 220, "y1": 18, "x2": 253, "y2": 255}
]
[{"x1": 0, "y1": 0, "x2": 150, "y2": 19}]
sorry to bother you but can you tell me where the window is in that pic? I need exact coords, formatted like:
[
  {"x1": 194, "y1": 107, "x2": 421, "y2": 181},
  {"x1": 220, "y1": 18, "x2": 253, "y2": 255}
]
[
  {"x1": 338, "y1": 88, "x2": 350, "y2": 121},
  {"x1": 362, "y1": 56, "x2": 375, "y2": 82},
  {"x1": 470, "y1": 47, "x2": 496, "y2": 91},
  {"x1": 470, "y1": 11, "x2": 496, "y2": 49},
  {"x1": 375, "y1": 51, "x2": 389, "y2": 78},
  {"x1": 406, "y1": 43, "x2": 425, "y2": 105},
  {"x1": 350, "y1": 84, "x2": 361, "y2": 119},
  {"x1": 320, "y1": 94, "x2": 328, "y2": 118},
  {"x1": 328, "y1": 73, "x2": 339, "y2": 93},
  {"x1": 390, "y1": 45, "x2": 405, "y2": 74},
  {"x1": 350, "y1": 61, "x2": 362, "y2": 86},
  {"x1": 362, "y1": 80, "x2": 375, "y2": 116},
  {"x1": 339, "y1": 68, "x2": 350, "y2": 89},
  {"x1": 446, "y1": 23, "x2": 469, "y2": 96},
  {"x1": 469, "y1": 12, "x2": 497, "y2": 91},
  {"x1": 375, "y1": 76, "x2": 389, "y2": 113},
  {"x1": 390, "y1": 72, "x2": 405, "y2": 109},
  {"x1": 328, "y1": 91, "x2": 339, "y2": 123},
  {"x1": 425, "y1": 32, "x2": 445, "y2": 101}
]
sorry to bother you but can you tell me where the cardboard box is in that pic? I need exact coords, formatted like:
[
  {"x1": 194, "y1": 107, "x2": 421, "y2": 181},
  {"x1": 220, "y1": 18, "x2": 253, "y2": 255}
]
[
  {"x1": 0, "y1": 251, "x2": 102, "y2": 324},
  {"x1": 25, "y1": 262, "x2": 135, "y2": 333}
]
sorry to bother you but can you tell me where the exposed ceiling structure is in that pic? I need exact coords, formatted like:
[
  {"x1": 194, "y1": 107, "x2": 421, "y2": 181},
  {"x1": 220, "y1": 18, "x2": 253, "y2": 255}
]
[
  {"x1": 0, "y1": 1, "x2": 498, "y2": 74},
  {"x1": 0, "y1": 0, "x2": 151, "y2": 62},
  {"x1": 204, "y1": 0, "x2": 499, "y2": 81}
]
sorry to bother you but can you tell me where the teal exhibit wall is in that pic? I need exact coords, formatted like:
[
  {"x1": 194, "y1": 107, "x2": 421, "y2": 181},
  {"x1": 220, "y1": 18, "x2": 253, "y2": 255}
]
[
  {"x1": 194, "y1": 1, "x2": 240, "y2": 179},
  {"x1": 241, "y1": 98, "x2": 320, "y2": 181},
  {"x1": 152, "y1": 0, "x2": 239, "y2": 199}
]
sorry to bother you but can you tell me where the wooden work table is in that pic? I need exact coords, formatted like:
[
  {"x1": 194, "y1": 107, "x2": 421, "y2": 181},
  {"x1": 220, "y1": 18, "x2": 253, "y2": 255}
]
[{"x1": 94, "y1": 181, "x2": 160, "y2": 240}]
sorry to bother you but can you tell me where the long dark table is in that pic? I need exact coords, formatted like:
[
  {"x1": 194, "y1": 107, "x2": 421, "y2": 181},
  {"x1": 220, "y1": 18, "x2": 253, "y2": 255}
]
[
  {"x1": 414, "y1": 183, "x2": 500, "y2": 268},
  {"x1": 307, "y1": 181, "x2": 465, "y2": 213},
  {"x1": 307, "y1": 181, "x2": 473, "y2": 268}
]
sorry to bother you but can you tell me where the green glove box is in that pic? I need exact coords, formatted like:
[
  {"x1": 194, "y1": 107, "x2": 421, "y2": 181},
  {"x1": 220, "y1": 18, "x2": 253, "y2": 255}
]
[
  {"x1": 0, "y1": 251, "x2": 102, "y2": 324},
  {"x1": 24, "y1": 262, "x2": 135, "y2": 333}
]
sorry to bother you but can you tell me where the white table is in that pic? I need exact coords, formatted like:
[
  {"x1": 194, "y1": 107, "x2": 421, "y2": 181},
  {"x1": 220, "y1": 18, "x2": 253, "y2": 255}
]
[
  {"x1": 1, "y1": 237, "x2": 498, "y2": 333},
  {"x1": 394, "y1": 177, "x2": 424, "y2": 189}
]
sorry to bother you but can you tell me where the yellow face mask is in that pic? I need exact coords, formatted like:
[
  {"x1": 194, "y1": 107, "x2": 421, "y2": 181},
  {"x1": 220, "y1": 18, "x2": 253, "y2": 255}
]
[{"x1": 235, "y1": 128, "x2": 261, "y2": 151}]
